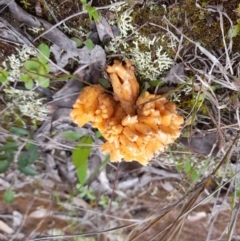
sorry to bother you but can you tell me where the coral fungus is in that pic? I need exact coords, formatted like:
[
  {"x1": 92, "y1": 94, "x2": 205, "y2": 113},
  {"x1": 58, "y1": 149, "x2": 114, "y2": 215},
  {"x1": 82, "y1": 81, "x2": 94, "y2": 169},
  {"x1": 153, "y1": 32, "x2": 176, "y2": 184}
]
[
  {"x1": 70, "y1": 60, "x2": 183, "y2": 165},
  {"x1": 106, "y1": 60, "x2": 139, "y2": 115}
]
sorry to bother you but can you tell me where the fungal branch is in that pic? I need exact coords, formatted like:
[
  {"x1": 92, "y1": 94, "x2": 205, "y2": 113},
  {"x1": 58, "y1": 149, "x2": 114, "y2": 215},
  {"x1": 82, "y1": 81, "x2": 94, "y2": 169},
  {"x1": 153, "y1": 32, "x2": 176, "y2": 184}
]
[
  {"x1": 70, "y1": 60, "x2": 184, "y2": 165},
  {"x1": 106, "y1": 60, "x2": 139, "y2": 115}
]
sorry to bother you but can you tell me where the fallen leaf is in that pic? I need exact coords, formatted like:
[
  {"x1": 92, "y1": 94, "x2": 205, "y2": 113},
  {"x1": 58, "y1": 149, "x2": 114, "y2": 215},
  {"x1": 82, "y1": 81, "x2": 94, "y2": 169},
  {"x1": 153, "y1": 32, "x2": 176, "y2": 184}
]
[
  {"x1": 0, "y1": 220, "x2": 14, "y2": 234},
  {"x1": 163, "y1": 63, "x2": 185, "y2": 83},
  {"x1": 95, "y1": 17, "x2": 115, "y2": 42},
  {"x1": 179, "y1": 131, "x2": 222, "y2": 157},
  {"x1": 29, "y1": 209, "x2": 53, "y2": 219}
]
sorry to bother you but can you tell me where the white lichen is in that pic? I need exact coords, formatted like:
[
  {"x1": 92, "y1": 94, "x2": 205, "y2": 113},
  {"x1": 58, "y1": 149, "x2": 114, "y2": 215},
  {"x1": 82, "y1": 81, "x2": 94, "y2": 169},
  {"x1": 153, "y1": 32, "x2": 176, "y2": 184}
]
[
  {"x1": 2, "y1": 45, "x2": 37, "y2": 82},
  {"x1": 106, "y1": 5, "x2": 173, "y2": 80},
  {"x1": 1, "y1": 45, "x2": 49, "y2": 122},
  {"x1": 106, "y1": 36, "x2": 129, "y2": 52},
  {"x1": 109, "y1": 1, "x2": 127, "y2": 12},
  {"x1": 117, "y1": 8, "x2": 135, "y2": 37},
  {"x1": 132, "y1": 35, "x2": 173, "y2": 79},
  {"x1": 28, "y1": 27, "x2": 45, "y2": 34},
  {"x1": 3, "y1": 87, "x2": 48, "y2": 121}
]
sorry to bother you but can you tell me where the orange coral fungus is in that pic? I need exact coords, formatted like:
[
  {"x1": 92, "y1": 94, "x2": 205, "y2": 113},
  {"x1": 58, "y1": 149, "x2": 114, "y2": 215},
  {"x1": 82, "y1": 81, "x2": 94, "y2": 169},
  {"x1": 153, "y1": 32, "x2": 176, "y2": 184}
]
[
  {"x1": 70, "y1": 60, "x2": 183, "y2": 165},
  {"x1": 106, "y1": 60, "x2": 139, "y2": 115}
]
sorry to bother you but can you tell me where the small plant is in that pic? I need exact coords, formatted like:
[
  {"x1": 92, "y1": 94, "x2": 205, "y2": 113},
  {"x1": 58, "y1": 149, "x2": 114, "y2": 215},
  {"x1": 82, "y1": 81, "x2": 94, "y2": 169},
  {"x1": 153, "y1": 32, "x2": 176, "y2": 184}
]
[
  {"x1": 3, "y1": 188, "x2": 15, "y2": 204},
  {"x1": 62, "y1": 130, "x2": 84, "y2": 141},
  {"x1": 229, "y1": 4, "x2": 240, "y2": 37},
  {"x1": 76, "y1": 185, "x2": 96, "y2": 201},
  {"x1": 176, "y1": 155, "x2": 211, "y2": 183},
  {"x1": 20, "y1": 0, "x2": 31, "y2": 9},
  {"x1": 0, "y1": 127, "x2": 38, "y2": 175},
  {"x1": 80, "y1": 0, "x2": 99, "y2": 22},
  {"x1": 84, "y1": 39, "x2": 94, "y2": 50},
  {"x1": 0, "y1": 68, "x2": 9, "y2": 84},
  {"x1": 1, "y1": 43, "x2": 51, "y2": 89},
  {"x1": 98, "y1": 194, "x2": 119, "y2": 208},
  {"x1": 20, "y1": 43, "x2": 51, "y2": 89},
  {"x1": 72, "y1": 136, "x2": 93, "y2": 185},
  {"x1": 0, "y1": 139, "x2": 18, "y2": 174}
]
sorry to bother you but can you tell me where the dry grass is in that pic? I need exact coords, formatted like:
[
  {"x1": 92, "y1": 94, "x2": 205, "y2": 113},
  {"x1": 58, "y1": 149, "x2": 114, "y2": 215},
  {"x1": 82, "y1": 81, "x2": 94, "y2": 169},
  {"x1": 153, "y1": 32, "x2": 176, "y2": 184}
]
[{"x1": 0, "y1": 1, "x2": 240, "y2": 241}]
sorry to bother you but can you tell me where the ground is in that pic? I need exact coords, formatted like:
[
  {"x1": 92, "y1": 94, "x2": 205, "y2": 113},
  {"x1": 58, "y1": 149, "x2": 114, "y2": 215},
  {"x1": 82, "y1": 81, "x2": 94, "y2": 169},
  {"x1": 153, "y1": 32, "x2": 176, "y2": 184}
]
[{"x1": 0, "y1": 0, "x2": 240, "y2": 240}]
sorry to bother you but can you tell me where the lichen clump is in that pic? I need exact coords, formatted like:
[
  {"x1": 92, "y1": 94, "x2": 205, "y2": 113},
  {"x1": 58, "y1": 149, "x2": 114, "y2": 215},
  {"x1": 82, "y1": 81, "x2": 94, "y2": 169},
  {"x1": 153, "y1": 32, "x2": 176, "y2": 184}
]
[
  {"x1": 3, "y1": 87, "x2": 48, "y2": 121},
  {"x1": 2, "y1": 45, "x2": 37, "y2": 82},
  {"x1": 106, "y1": 4, "x2": 173, "y2": 81},
  {"x1": 70, "y1": 60, "x2": 183, "y2": 165},
  {"x1": 1, "y1": 45, "x2": 49, "y2": 122}
]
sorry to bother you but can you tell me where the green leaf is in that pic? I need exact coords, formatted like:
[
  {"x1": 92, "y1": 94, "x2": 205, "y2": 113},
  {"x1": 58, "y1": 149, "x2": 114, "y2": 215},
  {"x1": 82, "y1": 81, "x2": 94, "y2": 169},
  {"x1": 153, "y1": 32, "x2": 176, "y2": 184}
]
[
  {"x1": 0, "y1": 69, "x2": 9, "y2": 83},
  {"x1": 86, "y1": 190, "x2": 96, "y2": 200},
  {"x1": 84, "y1": 4, "x2": 99, "y2": 22},
  {"x1": 150, "y1": 80, "x2": 163, "y2": 87},
  {"x1": 37, "y1": 43, "x2": 50, "y2": 64},
  {"x1": 99, "y1": 78, "x2": 110, "y2": 88},
  {"x1": 76, "y1": 165, "x2": 87, "y2": 187},
  {"x1": 24, "y1": 60, "x2": 40, "y2": 71},
  {"x1": 229, "y1": 25, "x2": 240, "y2": 38},
  {"x1": 18, "y1": 153, "x2": 29, "y2": 167},
  {"x1": 43, "y1": 63, "x2": 50, "y2": 73},
  {"x1": 0, "y1": 154, "x2": 8, "y2": 161},
  {"x1": 38, "y1": 65, "x2": 46, "y2": 74},
  {"x1": 17, "y1": 144, "x2": 37, "y2": 167},
  {"x1": 24, "y1": 79, "x2": 34, "y2": 89},
  {"x1": 233, "y1": 25, "x2": 240, "y2": 37},
  {"x1": 0, "y1": 153, "x2": 14, "y2": 163},
  {"x1": 176, "y1": 160, "x2": 183, "y2": 172},
  {"x1": 72, "y1": 136, "x2": 92, "y2": 185},
  {"x1": 62, "y1": 131, "x2": 83, "y2": 141},
  {"x1": 19, "y1": 165, "x2": 37, "y2": 176},
  {"x1": 37, "y1": 76, "x2": 50, "y2": 88},
  {"x1": 3, "y1": 189, "x2": 15, "y2": 204},
  {"x1": 0, "y1": 160, "x2": 10, "y2": 173},
  {"x1": 191, "y1": 170, "x2": 200, "y2": 182},
  {"x1": 79, "y1": 190, "x2": 87, "y2": 198},
  {"x1": 237, "y1": 188, "x2": 240, "y2": 197},
  {"x1": 0, "y1": 142, "x2": 18, "y2": 152},
  {"x1": 184, "y1": 161, "x2": 191, "y2": 173},
  {"x1": 85, "y1": 39, "x2": 94, "y2": 50},
  {"x1": 20, "y1": 74, "x2": 34, "y2": 89},
  {"x1": 71, "y1": 37, "x2": 83, "y2": 47},
  {"x1": 72, "y1": 136, "x2": 92, "y2": 169},
  {"x1": 20, "y1": 74, "x2": 31, "y2": 82},
  {"x1": 10, "y1": 127, "x2": 28, "y2": 137},
  {"x1": 28, "y1": 72, "x2": 39, "y2": 80},
  {"x1": 26, "y1": 143, "x2": 38, "y2": 164}
]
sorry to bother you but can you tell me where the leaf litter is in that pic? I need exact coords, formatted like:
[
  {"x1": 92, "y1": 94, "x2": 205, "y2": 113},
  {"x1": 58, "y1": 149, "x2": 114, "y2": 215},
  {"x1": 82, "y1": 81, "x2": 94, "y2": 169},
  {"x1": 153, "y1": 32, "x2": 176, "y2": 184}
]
[{"x1": 0, "y1": 0, "x2": 240, "y2": 240}]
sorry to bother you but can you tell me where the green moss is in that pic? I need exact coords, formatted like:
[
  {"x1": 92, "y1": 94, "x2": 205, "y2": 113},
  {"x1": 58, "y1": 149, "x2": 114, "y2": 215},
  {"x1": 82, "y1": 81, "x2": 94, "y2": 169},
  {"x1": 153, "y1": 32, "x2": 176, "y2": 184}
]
[
  {"x1": 130, "y1": 0, "x2": 239, "y2": 52},
  {"x1": 105, "y1": 4, "x2": 173, "y2": 83},
  {"x1": 7, "y1": 0, "x2": 240, "y2": 118},
  {"x1": 15, "y1": 0, "x2": 239, "y2": 52},
  {"x1": 170, "y1": 1, "x2": 238, "y2": 50},
  {"x1": 132, "y1": 5, "x2": 166, "y2": 32}
]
